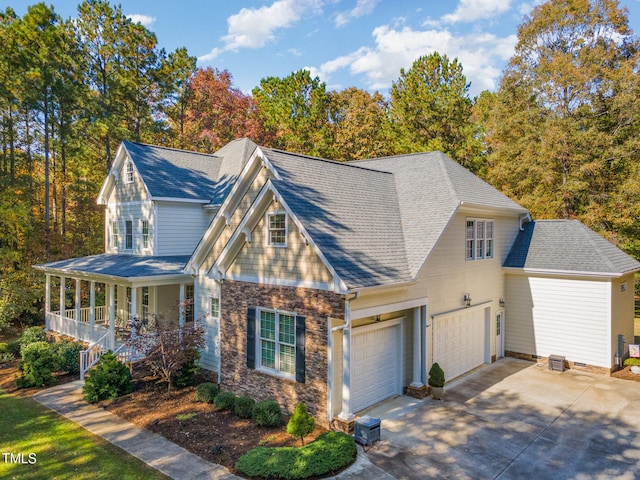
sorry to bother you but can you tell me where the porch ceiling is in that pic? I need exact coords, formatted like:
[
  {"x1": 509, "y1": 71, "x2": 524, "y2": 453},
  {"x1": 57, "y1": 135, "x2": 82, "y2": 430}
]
[{"x1": 33, "y1": 254, "x2": 191, "y2": 284}]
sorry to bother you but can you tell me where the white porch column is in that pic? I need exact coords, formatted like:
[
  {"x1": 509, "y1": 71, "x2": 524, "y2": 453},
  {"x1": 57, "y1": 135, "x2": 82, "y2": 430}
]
[
  {"x1": 89, "y1": 281, "x2": 96, "y2": 327},
  {"x1": 338, "y1": 327, "x2": 354, "y2": 421},
  {"x1": 75, "y1": 278, "x2": 81, "y2": 322},
  {"x1": 109, "y1": 283, "x2": 115, "y2": 349},
  {"x1": 45, "y1": 274, "x2": 51, "y2": 330},
  {"x1": 131, "y1": 286, "x2": 138, "y2": 322},
  {"x1": 411, "y1": 306, "x2": 424, "y2": 388},
  {"x1": 179, "y1": 283, "x2": 185, "y2": 328},
  {"x1": 59, "y1": 276, "x2": 66, "y2": 316}
]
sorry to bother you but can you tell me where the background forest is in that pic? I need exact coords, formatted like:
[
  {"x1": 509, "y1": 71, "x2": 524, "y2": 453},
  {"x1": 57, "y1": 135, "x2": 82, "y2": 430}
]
[{"x1": 1, "y1": 0, "x2": 639, "y2": 332}]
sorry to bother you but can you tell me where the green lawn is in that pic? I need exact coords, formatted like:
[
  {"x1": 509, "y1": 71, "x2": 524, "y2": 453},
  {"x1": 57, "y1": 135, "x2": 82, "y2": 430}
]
[{"x1": 0, "y1": 391, "x2": 168, "y2": 480}]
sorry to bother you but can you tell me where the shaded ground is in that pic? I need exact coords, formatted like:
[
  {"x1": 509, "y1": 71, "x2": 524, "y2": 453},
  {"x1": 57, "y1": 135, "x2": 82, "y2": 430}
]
[{"x1": 104, "y1": 368, "x2": 326, "y2": 472}]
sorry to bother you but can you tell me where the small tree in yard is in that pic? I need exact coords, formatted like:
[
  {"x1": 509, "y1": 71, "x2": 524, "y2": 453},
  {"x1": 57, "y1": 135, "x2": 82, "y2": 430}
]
[
  {"x1": 128, "y1": 315, "x2": 204, "y2": 392},
  {"x1": 287, "y1": 402, "x2": 315, "y2": 446}
]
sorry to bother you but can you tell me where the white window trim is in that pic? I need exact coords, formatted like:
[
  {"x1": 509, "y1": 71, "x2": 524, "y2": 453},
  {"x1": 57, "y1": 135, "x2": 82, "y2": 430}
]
[
  {"x1": 111, "y1": 220, "x2": 119, "y2": 250},
  {"x1": 466, "y1": 218, "x2": 494, "y2": 261},
  {"x1": 124, "y1": 162, "x2": 134, "y2": 184},
  {"x1": 141, "y1": 220, "x2": 150, "y2": 250},
  {"x1": 125, "y1": 219, "x2": 134, "y2": 250},
  {"x1": 256, "y1": 307, "x2": 296, "y2": 380},
  {"x1": 210, "y1": 297, "x2": 220, "y2": 319},
  {"x1": 265, "y1": 211, "x2": 288, "y2": 248}
]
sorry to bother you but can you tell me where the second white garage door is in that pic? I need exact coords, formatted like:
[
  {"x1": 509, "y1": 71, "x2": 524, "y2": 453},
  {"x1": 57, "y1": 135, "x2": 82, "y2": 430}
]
[
  {"x1": 351, "y1": 320, "x2": 402, "y2": 412},
  {"x1": 433, "y1": 307, "x2": 487, "y2": 381}
]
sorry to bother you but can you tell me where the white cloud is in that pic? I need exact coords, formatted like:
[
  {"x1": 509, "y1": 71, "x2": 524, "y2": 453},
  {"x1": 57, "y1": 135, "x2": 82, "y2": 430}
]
[
  {"x1": 311, "y1": 24, "x2": 517, "y2": 96},
  {"x1": 127, "y1": 14, "x2": 156, "y2": 28},
  {"x1": 335, "y1": 0, "x2": 381, "y2": 27},
  {"x1": 441, "y1": 0, "x2": 512, "y2": 24},
  {"x1": 199, "y1": 0, "x2": 323, "y2": 62}
]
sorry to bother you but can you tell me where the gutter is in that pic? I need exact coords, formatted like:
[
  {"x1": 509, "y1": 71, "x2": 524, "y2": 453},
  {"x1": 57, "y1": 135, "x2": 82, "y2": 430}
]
[{"x1": 519, "y1": 212, "x2": 532, "y2": 231}]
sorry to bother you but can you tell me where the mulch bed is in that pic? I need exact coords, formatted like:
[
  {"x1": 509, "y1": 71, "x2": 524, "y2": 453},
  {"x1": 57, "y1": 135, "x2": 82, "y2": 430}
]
[
  {"x1": 103, "y1": 367, "x2": 326, "y2": 472},
  {"x1": 611, "y1": 366, "x2": 640, "y2": 382}
]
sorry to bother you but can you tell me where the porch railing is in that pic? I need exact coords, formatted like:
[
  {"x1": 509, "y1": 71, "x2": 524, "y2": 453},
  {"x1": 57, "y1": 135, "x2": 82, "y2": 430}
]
[
  {"x1": 46, "y1": 312, "x2": 110, "y2": 345},
  {"x1": 53, "y1": 306, "x2": 107, "y2": 324},
  {"x1": 79, "y1": 330, "x2": 112, "y2": 380}
]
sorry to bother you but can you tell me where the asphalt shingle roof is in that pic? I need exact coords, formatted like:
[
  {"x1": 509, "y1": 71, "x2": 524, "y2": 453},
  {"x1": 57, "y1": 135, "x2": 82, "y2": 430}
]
[
  {"x1": 504, "y1": 220, "x2": 640, "y2": 275},
  {"x1": 348, "y1": 153, "x2": 528, "y2": 278},
  {"x1": 262, "y1": 148, "x2": 411, "y2": 289},
  {"x1": 34, "y1": 254, "x2": 191, "y2": 280},
  {"x1": 123, "y1": 139, "x2": 256, "y2": 203}
]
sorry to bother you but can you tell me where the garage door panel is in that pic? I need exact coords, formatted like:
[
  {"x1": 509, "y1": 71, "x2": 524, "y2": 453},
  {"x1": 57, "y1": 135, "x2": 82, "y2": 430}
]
[
  {"x1": 352, "y1": 323, "x2": 401, "y2": 412},
  {"x1": 434, "y1": 309, "x2": 486, "y2": 381}
]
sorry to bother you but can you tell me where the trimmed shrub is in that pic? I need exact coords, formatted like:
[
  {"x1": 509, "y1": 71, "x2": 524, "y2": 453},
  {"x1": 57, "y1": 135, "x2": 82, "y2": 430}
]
[
  {"x1": 287, "y1": 402, "x2": 315, "y2": 446},
  {"x1": 624, "y1": 357, "x2": 640, "y2": 367},
  {"x1": 171, "y1": 358, "x2": 200, "y2": 389},
  {"x1": 252, "y1": 399, "x2": 282, "y2": 427},
  {"x1": 16, "y1": 341, "x2": 61, "y2": 388},
  {"x1": 194, "y1": 382, "x2": 218, "y2": 403},
  {"x1": 6, "y1": 340, "x2": 21, "y2": 357},
  {"x1": 235, "y1": 431, "x2": 356, "y2": 480},
  {"x1": 214, "y1": 391, "x2": 236, "y2": 411},
  {"x1": 53, "y1": 340, "x2": 83, "y2": 374},
  {"x1": 18, "y1": 327, "x2": 47, "y2": 352},
  {"x1": 428, "y1": 362, "x2": 445, "y2": 387},
  {"x1": 0, "y1": 343, "x2": 7, "y2": 353},
  {"x1": 234, "y1": 396, "x2": 255, "y2": 419},
  {"x1": 82, "y1": 352, "x2": 134, "y2": 403}
]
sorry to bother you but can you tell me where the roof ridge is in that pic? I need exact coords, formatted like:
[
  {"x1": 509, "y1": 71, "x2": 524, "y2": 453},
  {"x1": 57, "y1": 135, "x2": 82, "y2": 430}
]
[
  {"x1": 351, "y1": 151, "x2": 438, "y2": 162},
  {"x1": 578, "y1": 220, "x2": 618, "y2": 272},
  {"x1": 261, "y1": 147, "x2": 394, "y2": 175},
  {"x1": 124, "y1": 140, "x2": 220, "y2": 159}
]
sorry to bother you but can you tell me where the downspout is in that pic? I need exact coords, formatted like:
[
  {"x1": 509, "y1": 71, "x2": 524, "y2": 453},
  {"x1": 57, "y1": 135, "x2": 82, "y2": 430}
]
[
  {"x1": 335, "y1": 291, "x2": 359, "y2": 422},
  {"x1": 519, "y1": 212, "x2": 532, "y2": 231},
  {"x1": 217, "y1": 279, "x2": 223, "y2": 387}
]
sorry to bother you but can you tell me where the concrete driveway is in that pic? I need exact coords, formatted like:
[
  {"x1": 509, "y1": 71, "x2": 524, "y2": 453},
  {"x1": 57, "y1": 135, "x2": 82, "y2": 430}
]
[{"x1": 366, "y1": 358, "x2": 640, "y2": 479}]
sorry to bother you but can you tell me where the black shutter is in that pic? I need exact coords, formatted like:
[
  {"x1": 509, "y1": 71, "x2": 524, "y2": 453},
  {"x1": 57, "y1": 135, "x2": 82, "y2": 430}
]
[
  {"x1": 295, "y1": 315, "x2": 306, "y2": 383},
  {"x1": 247, "y1": 308, "x2": 256, "y2": 369}
]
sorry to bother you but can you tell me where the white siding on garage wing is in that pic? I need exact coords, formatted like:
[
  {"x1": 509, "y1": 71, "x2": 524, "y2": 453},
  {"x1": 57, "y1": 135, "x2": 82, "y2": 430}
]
[
  {"x1": 194, "y1": 275, "x2": 220, "y2": 372},
  {"x1": 506, "y1": 273, "x2": 612, "y2": 367},
  {"x1": 155, "y1": 202, "x2": 210, "y2": 256}
]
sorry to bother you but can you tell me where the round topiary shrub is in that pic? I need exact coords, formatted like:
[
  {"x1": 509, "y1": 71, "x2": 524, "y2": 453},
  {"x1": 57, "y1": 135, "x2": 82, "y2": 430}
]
[
  {"x1": 82, "y1": 352, "x2": 133, "y2": 403},
  {"x1": 53, "y1": 340, "x2": 83, "y2": 374},
  {"x1": 252, "y1": 399, "x2": 282, "y2": 427},
  {"x1": 16, "y1": 341, "x2": 60, "y2": 388},
  {"x1": 234, "y1": 396, "x2": 256, "y2": 419},
  {"x1": 194, "y1": 382, "x2": 218, "y2": 403},
  {"x1": 214, "y1": 391, "x2": 236, "y2": 411},
  {"x1": 18, "y1": 327, "x2": 47, "y2": 352}
]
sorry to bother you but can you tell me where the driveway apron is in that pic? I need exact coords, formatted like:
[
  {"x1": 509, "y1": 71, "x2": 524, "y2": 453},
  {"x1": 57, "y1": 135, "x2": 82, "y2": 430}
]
[{"x1": 366, "y1": 358, "x2": 640, "y2": 479}]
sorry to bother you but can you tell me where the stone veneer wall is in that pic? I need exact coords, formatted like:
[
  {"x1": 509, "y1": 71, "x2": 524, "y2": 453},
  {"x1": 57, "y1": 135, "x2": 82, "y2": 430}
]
[{"x1": 220, "y1": 280, "x2": 344, "y2": 425}]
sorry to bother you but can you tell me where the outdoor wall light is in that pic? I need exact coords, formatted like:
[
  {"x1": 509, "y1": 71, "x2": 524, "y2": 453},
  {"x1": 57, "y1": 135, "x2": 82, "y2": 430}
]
[
  {"x1": 499, "y1": 298, "x2": 505, "y2": 308},
  {"x1": 463, "y1": 293, "x2": 471, "y2": 308}
]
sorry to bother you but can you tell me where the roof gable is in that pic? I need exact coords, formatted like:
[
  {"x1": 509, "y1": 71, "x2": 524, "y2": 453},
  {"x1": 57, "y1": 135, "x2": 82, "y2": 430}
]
[{"x1": 504, "y1": 220, "x2": 640, "y2": 276}]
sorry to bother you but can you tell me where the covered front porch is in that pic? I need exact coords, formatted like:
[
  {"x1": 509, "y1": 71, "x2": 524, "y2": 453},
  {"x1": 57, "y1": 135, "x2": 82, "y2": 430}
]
[{"x1": 34, "y1": 254, "x2": 194, "y2": 375}]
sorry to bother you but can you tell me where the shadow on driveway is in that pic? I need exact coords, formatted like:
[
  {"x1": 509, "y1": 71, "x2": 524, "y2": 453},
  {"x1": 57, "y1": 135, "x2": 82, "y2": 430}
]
[{"x1": 367, "y1": 358, "x2": 640, "y2": 479}]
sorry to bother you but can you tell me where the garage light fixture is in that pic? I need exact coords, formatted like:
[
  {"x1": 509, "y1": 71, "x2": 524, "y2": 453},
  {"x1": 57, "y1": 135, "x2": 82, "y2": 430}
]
[
  {"x1": 463, "y1": 293, "x2": 471, "y2": 308},
  {"x1": 499, "y1": 298, "x2": 505, "y2": 308}
]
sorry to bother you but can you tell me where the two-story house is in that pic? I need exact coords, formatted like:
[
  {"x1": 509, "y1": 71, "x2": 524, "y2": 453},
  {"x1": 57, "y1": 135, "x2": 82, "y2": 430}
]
[{"x1": 35, "y1": 138, "x2": 640, "y2": 428}]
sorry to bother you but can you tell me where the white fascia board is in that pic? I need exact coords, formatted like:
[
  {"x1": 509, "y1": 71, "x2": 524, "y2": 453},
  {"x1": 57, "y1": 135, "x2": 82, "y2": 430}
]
[
  {"x1": 34, "y1": 264, "x2": 190, "y2": 286},
  {"x1": 185, "y1": 148, "x2": 271, "y2": 273},
  {"x1": 153, "y1": 197, "x2": 209, "y2": 204},
  {"x1": 459, "y1": 201, "x2": 529, "y2": 216},
  {"x1": 502, "y1": 266, "x2": 624, "y2": 279},
  {"x1": 97, "y1": 143, "x2": 127, "y2": 205}
]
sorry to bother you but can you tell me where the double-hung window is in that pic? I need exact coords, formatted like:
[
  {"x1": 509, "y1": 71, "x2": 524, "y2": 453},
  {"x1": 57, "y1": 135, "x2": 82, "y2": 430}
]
[
  {"x1": 141, "y1": 220, "x2": 149, "y2": 249},
  {"x1": 124, "y1": 162, "x2": 134, "y2": 184},
  {"x1": 258, "y1": 309, "x2": 296, "y2": 378},
  {"x1": 125, "y1": 220, "x2": 133, "y2": 250},
  {"x1": 466, "y1": 218, "x2": 494, "y2": 260},
  {"x1": 111, "y1": 221, "x2": 119, "y2": 249},
  {"x1": 185, "y1": 284, "x2": 194, "y2": 323},
  {"x1": 267, "y1": 212, "x2": 287, "y2": 247},
  {"x1": 141, "y1": 286, "x2": 149, "y2": 322}
]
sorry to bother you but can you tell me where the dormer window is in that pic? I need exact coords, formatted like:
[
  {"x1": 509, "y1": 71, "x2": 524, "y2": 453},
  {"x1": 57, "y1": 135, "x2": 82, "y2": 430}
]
[
  {"x1": 124, "y1": 162, "x2": 134, "y2": 184},
  {"x1": 267, "y1": 212, "x2": 287, "y2": 247}
]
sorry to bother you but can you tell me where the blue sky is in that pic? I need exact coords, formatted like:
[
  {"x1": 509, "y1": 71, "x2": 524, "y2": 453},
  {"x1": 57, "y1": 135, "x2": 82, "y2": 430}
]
[{"x1": 5, "y1": 1, "x2": 640, "y2": 97}]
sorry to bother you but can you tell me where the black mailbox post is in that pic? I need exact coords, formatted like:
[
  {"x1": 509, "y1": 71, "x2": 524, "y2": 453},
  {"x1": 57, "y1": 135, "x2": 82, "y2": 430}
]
[{"x1": 354, "y1": 415, "x2": 381, "y2": 446}]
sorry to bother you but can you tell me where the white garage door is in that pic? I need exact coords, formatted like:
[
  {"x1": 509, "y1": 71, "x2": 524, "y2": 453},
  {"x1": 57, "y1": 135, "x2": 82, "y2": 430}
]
[
  {"x1": 433, "y1": 308, "x2": 486, "y2": 381},
  {"x1": 351, "y1": 322, "x2": 401, "y2": 412}
]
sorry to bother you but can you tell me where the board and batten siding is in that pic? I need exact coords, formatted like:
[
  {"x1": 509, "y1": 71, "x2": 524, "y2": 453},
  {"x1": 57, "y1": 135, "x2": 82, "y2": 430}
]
[
  {"x1": 506, "y1": 273, "x2": 612, "y2": 367},
  {"x1": 194, "y1": 275, "x2": 220, "y2": 372},
  {"x1": 155, "y1": 202, "x2": 210, "y2": 256}
]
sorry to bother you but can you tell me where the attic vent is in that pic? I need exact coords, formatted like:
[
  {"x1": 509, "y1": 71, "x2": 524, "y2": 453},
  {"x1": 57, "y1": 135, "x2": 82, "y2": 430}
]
[{"x1": 548, "y1": 355, "x2": 565, "y2": 372}]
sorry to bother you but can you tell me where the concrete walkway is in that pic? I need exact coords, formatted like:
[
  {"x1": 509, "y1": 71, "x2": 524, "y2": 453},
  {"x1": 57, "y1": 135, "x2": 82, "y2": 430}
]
[{"x1": 33, "y1": 380, "x2": 391, "y2": 480}]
